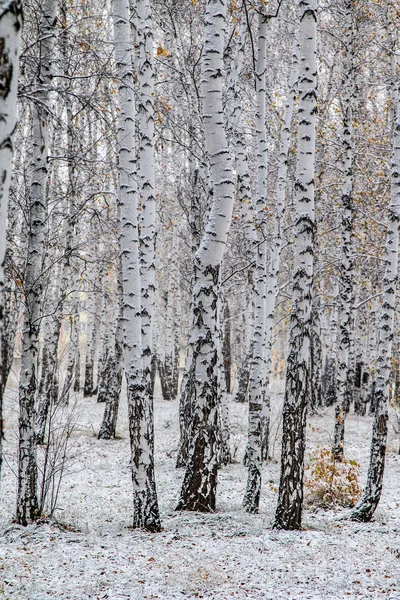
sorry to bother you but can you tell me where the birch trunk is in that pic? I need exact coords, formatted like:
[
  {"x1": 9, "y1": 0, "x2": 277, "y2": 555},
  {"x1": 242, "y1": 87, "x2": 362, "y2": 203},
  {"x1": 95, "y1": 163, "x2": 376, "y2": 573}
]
[
  {"x1": 310, "y1": 298, "x2": 323, "y2": 412},
  {"x1": 83, "y1": 275, "x2": 97, "y2": 397},
  {"x1": 175, "y1": 145, "x2": 204, "y2": 468},
  {"x1": 354, "y1": 308, "x2": 367, "y2": 416},
  {"x1": 1, "y1": 258, "x2": 19, "y2": 413},
  {"x1": 222, "y1": 300, "x2": 232, "y2": 395},
  {"x1": 260, "y1": 36, "x2": 299, "y2": 460},
  {"x1": 59, "y1": 297, "x2": 79, "y2": 405},
  {"x1": 216, "y1": 291, "x2": 231, "y2": 466},
  {"x1": 227, "y1": 19, "x2": 256, "y2": 406},
  {"x1": 99, "y1": 259, "x2": 124, "y2": 439},
  {"x1": 17, "y1": 0, "x2": 57, "y2": 525},
  {"x1": 323, "y1": 282, "x2": 338, "y2": 406},
  {"x1": 113, "y1": 0, "x2": 160, "y2": 531},
  {"x1": 137, "y1": 0, "x2": 156, "y2": 394},
  {"x1": 350, "y1": 63, "x2": 400, "y2": 523},
  {"x1": 367, "y1": 296, "x2": 378, "y2": 413},
  {"x1": 243, "y1": 8, "x2": 268, "y2": 513},
  {"x1": 176, "y1": 0, "x2": 235, "y2": 512},
  {"x1": 98, "y1": 304, "x2": 124, "y2": 440},
  {"x1": 333, "y1": 0, "x2": 356, "y2": 460},
  {"x1": 274, "y1": 0, "x2": 317, "y2": 531},
  {"x1": 97, "y1": 274, "x2": 114, "y2": 403},
  {"x1": 0, "y1": 0, "x2": 23, "y2": 480},
  {"x1": 36, "y1": 245, "x2": 70, "y2": 443}
]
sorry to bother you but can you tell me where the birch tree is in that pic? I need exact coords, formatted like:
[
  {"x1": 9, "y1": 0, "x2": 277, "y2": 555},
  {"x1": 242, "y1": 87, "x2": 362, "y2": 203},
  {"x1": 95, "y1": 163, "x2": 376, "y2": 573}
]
[
  {"x1": 17, "y1": 0, "x2": 57, "y2": 525},
  {"x1": 0, "y1": 0, "x2": 23, "y2": 479},
  {"x1": 350, "y1": 56, "x2": 400, "y2": 524},
  {"x1": 243, "y1": 7, "x2": 268, "y2": 514},
  {"x1": 274, "y1": 0, "x2": 317, "y2": 531},
  {"x1": 333, "y1": 0, "x2": 356, "y2": 461},
  {"x1": 176, "y1": 0, "x2": 235, "y2": 512},
  {"x1": 113, "y1": 0, "x2": 161, "y2": 531},
  {"x1": 137, "y1": 0, "x2": 157, "y2": 394},
  {"x1": 260, "y1": 34, "x2": 299, "y2": 461}
]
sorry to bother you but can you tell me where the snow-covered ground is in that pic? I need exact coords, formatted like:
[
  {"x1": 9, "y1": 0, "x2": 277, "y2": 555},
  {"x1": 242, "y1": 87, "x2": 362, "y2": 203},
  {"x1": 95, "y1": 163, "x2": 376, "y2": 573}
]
[{"x1": 1, "y1": 377, "x2": 400, "y2": 599}]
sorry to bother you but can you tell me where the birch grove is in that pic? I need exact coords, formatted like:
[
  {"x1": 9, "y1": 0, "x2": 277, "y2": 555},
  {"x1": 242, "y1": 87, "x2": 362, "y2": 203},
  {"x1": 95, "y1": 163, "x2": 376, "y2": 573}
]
[{"x1": 0, "y1": 0, "x2": 399, "y2": 562}]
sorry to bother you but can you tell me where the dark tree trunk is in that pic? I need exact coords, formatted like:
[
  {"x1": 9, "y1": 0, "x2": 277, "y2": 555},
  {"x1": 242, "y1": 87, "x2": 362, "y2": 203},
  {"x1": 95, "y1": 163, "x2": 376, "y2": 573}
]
[
  {"x1": 333, "y1": 405, "x2": 345, "y2": 461},
  {"x1": 233, "y1": 342, "x2": 252, "y2": 403},
  {"x1": 351, "y1": 399, "x2": 387, "y2": 521},
  {"x1": 176, "y1": 356, "x2": 193, "y2": 468},
  {"x1": 353, "y1": 361, "x2": 364, "y2": 415},
  {"x1": 176, "y1": 265, "x2": 221, "y2": 512},
  {"x1": 158, "y1": 357, "x2": 173, "y2": 401},
  {"x1": 73, "y1": 336, "x2": 81, "y2": 393},
  {"x1": 323, "y1": 356, "x2": 336, "y2": 406},
  {"x1": 172, "y1": 331, "x2": 180, "y2": 398},
  {"x1": 222, "y1": 300, "x2": 232, "y2": 394},
  {"x1": 98, "y1": 350, "x2": 123, "y2": 440},
  {"x1": 310, "y1": 304, "x2": 323, "y2": 412}
]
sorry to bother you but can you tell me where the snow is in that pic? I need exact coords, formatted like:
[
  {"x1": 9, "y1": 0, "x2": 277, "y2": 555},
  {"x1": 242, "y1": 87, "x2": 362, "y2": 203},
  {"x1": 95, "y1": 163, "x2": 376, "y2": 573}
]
[{"x1": 1, "y1": 377, "x2": 400, "y2": 599}]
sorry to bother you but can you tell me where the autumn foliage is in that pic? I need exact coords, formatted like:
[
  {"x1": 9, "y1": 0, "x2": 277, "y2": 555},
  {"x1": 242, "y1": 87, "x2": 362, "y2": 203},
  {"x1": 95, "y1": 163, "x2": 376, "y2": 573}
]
[{"x1": 305, "y1": 446, "x2": 362, "y2": 509}]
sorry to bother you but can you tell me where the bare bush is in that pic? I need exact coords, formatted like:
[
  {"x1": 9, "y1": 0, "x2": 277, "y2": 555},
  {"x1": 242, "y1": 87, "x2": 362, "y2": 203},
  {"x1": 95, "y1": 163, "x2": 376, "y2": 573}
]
[{"x1": 37, "y1": 402, "x2": 79, "y2": 518}]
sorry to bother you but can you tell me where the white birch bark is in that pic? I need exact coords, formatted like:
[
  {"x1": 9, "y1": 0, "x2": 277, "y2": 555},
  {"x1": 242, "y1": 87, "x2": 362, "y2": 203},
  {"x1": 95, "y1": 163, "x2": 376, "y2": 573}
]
[
  {"x1": 227, "y1": 20, "x2": 255, "y2": 405},
  {"x1": 260, "y1": 36, "x2": 299, "y2": 461},
  {"x1": 333, "y1": 0, "x2": 356, "y2": 460},
  {"x1": 176, "y1": 137, "x2": 205, "y2": 468},
  {"x1": 243, "y1": 8, "x2": 268, "y2": 513},
  {"x1": 17, "y1": 0, "x2": 57, "y2": 525},
  {"x1": 274, "y1": 0, "x2": 317, "y2": 531},
  {"x1": 176, "y1": 0, "x2": 235, "y2": 512},
  {"x1": 0, "y1": 0, "x2": 22, "y2": 319},
  {"x1": 113, "y1": 0, "x2": 160, "y2": 531},
  {"x1": 0, "y1": 0, "x2": 22, "y2": 481},
  {"x1": 350, "y1": 57, "x2": 400, "y2": 523},
  {"x1": 137, "y1": 0, "x2": 156, "y2": 391}
]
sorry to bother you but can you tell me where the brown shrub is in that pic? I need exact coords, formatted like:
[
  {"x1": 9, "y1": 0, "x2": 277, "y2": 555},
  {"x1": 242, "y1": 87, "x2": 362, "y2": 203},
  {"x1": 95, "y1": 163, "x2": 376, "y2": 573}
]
[{"x1": 304, "y1": 446, "x2": 362, "y2": 509}]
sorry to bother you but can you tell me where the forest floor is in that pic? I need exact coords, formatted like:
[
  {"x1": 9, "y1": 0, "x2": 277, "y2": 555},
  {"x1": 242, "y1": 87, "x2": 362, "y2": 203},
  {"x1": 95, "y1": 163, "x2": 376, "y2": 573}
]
[{"x1": 1, "y1": 376, "x2": 400, "y2": 600}]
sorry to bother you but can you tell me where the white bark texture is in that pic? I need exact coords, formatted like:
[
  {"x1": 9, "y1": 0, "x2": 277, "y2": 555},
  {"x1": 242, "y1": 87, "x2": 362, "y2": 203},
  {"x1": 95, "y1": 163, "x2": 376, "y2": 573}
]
[
  {"x1": 243, "y1": 9, "x2": 268, "y2": 514},
  {"x1": 137, "y1": 0, "x2": 156, "y2": 389},
  {"x1": 17, "y1": 0, "x2": 57, "y2": 525},
  {"x1": 0, "y1": 0, "x2": 23, "y2": 480},
  {"x1": 333, "y1": 0, "x2": 356, "y2": 460},
  {"x1": 260, "y1": 36, "x2": 299, "y2": 461},
  {"x1": 274, "y1": 0, "x2": 317, "y2": 531},
  {"x1": 227, "y1": 19, "x2": 255, "y2": 406},
  {"x1": 0, "y1": 0, "x2": 21, "y2": 298},
  {"x1": 351, "y1": 60, "x2": 400, "y2": 523},
  {"x1": 177, "y1": 0, "x2": 235, "y2": 512},
  {"x1": 113, "y1": 0, "x2": 161, "y2": 531}
]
